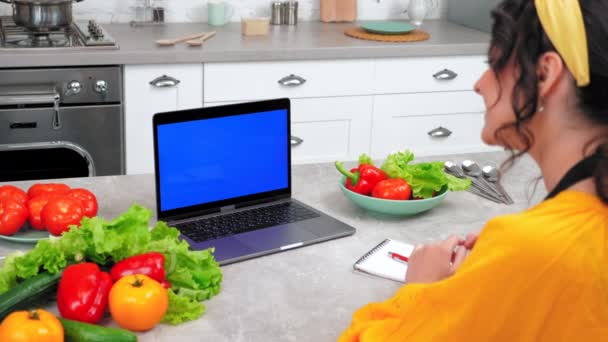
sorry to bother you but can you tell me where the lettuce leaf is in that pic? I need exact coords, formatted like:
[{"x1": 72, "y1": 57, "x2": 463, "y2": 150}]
[
  {"x1": 358, "y1": 153, "x2": 374, "y2": 166},
  {"x1": 0, "y1": 204, "x2": 222, "y2": 325},
  {"x1": 380, "y1": 150, "x2": 471, "y2": 199},
  {"x1": 162, "y1": 289, "x2": 206, "y2": 325}
]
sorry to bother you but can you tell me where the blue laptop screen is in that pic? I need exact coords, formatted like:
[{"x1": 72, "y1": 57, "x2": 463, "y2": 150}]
[{"x1": 156, "y1": 109, "x2": 289, "y2": 211}]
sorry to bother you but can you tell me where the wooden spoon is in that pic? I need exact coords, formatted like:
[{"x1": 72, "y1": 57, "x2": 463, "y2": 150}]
[
  {"x1": 186, "y1": 31, "x2": 217, "y2": 47},
  {"x1": 156, "y1": 32, "x2": 209, "y2": 46}
]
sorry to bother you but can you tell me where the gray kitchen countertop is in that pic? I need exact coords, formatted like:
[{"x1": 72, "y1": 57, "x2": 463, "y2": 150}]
[
  {"x1": 0, "y1": 151, "x2": 546, "y2": 341},
  {"x1": 0, "y1": 20, "x2": 490, "y2": 68}
]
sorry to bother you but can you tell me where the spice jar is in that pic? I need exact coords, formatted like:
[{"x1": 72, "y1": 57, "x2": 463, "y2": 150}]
[{"x1": 320, "y1": 0, "x2": 357, "y2": 23}]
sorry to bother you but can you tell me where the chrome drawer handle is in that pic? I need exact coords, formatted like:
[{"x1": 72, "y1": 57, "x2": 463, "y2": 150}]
[
  {"x1": 428, "y1": 126, "x2": 452, "y2": 138},
  {"x1": 291, "y1": 136, "x2": 304, "y2": 146},
  {"x1": 149, "y1": 75, "x2": 181, "y2": 88},
  {"x1": 432, "y1": 69, "x2": 458, "y2": 81},
  {"x1": 278, "y1": 74, "x2": 307, "y2": 87}
]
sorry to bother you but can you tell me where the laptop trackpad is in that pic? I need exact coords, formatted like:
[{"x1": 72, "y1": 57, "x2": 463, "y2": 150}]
[
  {"x1": 197, "y1": 237, "x2": 257, "y2": 263},
  {"x1": 235, "y1": 224, "x2": 317, "y2": 251}
]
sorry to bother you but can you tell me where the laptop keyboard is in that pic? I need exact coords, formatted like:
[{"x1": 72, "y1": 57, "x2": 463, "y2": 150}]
[{"x1": 175, "y1": 202, "x2": 321, "y2": 242}]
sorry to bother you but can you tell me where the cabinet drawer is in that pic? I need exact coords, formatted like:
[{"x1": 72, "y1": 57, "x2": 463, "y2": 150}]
[
  {"x1": 206, "y1": 96, "x2": 373, "y2": 164},
  {"x1": 204, "y1": 60, "x2": 375, "y2": 102},
  {"x1": 372, "y1": 92, "x2": 495, "y2": 157},
  {"x1": 373, "y1": 91, "x2": 485, "y2": 117},
  {"x1": 374, "y1": 56, "x2": 486, "y2": 94}
]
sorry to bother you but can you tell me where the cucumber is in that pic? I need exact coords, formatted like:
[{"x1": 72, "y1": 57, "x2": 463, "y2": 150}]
[
  {"x1": 60, "y1": 318, "x2": 138, "y2": 342},
  {"x1": 0, "y1": 271, "x2": 62, "y2": 321}
]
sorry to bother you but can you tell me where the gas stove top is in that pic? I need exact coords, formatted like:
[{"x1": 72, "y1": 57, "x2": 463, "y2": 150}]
[{"x1": 0, "y1": 16, "x2": 118, "y2": 50}]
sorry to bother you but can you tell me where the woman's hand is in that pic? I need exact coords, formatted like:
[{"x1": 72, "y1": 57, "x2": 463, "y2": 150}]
[
  {"x1": 405, "y1": 236, "x2": 469, "y2": 284},
  {"x1": 464, "y1": 232, "x2": 479, "y2": 250}
]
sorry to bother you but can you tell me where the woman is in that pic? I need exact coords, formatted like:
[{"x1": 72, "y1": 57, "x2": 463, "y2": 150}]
[{"x1": 339, "y1": 0, "x2": 607, "y2": 340}]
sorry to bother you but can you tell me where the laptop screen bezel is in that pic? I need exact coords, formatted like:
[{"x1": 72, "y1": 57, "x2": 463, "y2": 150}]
[{"x1": 153, "y1": 98, "x2": 292, "y2": 221}]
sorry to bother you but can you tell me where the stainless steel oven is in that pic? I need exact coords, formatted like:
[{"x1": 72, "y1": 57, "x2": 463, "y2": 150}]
[{"x1": 0, "y1": 66, "x2": 123, "y2": 182}]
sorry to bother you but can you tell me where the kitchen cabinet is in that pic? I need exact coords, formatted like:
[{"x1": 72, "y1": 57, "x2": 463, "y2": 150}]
[
  {"x1": 371, "y1": 55, "x2": 498, "y2": 157},
  {"x1": 203, "y1": 55, "x2": 493, "y2": 163},
  {"x1": 124, "y1": 64, "x2": 203, "y2": 174},
  {"x1": 371, "y1": 92, "x2": 496, "y2": 156},
  {"x1": 207, "y1": 97, "x2": 373, "y2": 164},
  {"x1": 290, "y1": 97, "x2": 373, "y2": 163},
  {"x1": 204, "y1": 60, "x2": 375, "y2": 102},
  {"x1": 373, "y1": 56, "x2": 485, "y2": 93},
  {"x1": 204, "y1": 60, "x2": 375, "y2": 164}
]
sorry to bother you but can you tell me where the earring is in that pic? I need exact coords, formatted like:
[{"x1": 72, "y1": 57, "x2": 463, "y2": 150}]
[{"x1": 538, "y1": 99, "x2": 545, "y2": 112}]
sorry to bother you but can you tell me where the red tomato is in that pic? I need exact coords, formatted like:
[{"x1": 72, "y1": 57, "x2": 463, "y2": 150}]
[
  {"x1": 0, "y1": 185, "x2": 28, "y2": 205},
  {"x1": 27, "y1": 194, "x2": 59, "y2": 230},
  {"x1": 27, "y1": 183, "x2": 70, "y2": 199},
  {"x1": 65, "y1": 189, "x2": 98, "y2": 218},
  {"x1": 371, "y1": 179, "x2": 412, "y2": 200},
  {"x1": 41, "y1": 197, "x2": 84, "y2": 236},
  {"x1": 0, "y1": 198, "x2": 28, "y2": 235}
]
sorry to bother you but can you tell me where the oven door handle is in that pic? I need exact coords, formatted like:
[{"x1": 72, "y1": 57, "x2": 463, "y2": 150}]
[
  {"x1": 0, "y1": 141, "x2": 96, "y2": 177},
  {"x1": 0, "y1": 86, "x2": 60, "y2": 106},
  {"x1": 0, "y1": 86, "x2": 63, "y2": 130}
]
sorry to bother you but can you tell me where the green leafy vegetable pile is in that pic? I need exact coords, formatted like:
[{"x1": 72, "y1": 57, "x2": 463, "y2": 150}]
[
  {"x1": 0, "y1": 204, "x2": 222, "y2": 325},
  {"x1": 376, "y1": 150, "x2": 471, "y2": 199}
]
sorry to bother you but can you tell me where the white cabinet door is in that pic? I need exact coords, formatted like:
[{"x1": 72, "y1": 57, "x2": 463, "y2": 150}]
[
  {"x1": 290, "y1": 96, "x2": 373, "y2": 164},
  {"x1": 371, "y1": 92, "x2": 498, "y2": 157},
  {"x1": 205, "y1": 96, "x2": 373, "y2": 164},
  {"x1": 124, "y1": 64, "x2": 203, "y2": 174}
]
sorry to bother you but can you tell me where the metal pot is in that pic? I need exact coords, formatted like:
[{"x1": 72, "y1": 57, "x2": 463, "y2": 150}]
[{"x1": 0, "y1": 0, "x2": 84, "y2": 32}]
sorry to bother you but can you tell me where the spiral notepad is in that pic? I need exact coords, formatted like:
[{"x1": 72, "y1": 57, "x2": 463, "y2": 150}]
[{"x1": 353, "y1": 239, "x2": 415, "y2": 283}]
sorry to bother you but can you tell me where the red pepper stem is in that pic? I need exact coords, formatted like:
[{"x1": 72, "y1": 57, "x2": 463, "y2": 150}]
[{"x1": 335, "y1": 161, "x2": 360, "y2": 185}]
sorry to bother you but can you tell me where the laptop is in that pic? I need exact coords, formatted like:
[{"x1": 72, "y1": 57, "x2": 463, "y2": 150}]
[{"x1": 152, "y1": 98, "x2": 356, "y2": 265}]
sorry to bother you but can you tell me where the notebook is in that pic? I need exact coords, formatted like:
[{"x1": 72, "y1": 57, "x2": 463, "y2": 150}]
[{"x1": 353, "y1": 239, "x2": 415, "y2": 283}]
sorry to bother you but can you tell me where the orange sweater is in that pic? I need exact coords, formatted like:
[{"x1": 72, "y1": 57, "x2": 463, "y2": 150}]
[{"x1": 339, "y1": 191, "x2": 608, "y2": 341}]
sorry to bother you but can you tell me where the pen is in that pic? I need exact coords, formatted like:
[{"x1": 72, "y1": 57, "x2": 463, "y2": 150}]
[{"x1": 388, "y1": 251, "x2": 409, "y2": 263}]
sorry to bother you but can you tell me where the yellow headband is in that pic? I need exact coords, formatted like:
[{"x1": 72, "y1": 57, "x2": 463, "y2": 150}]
[{"x1": 535, "y1": 0, "x2": 590, "y2": 87}]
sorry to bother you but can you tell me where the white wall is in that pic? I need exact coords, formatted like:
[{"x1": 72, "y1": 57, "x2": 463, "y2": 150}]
[{"x1": 0, "y1": 0, "x2": 447, "y2": 23}]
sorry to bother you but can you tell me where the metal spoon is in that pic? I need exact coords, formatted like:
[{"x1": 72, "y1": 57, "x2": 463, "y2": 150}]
[
  {"x1": 482, "y1": 165, "x2": 514, "y2": 204},
  {"x1": 461, "y1": 160, "x2": 506, "y2": 202},
  {"x1": 447, "y1": 161, "x2": 503, "y2": 200},
  {"x1": 444, "y1": 162, "x2": 503, "y2": 203},
  {"x1": 444, "y1": 161, "x2": 466, "y2": 177}
]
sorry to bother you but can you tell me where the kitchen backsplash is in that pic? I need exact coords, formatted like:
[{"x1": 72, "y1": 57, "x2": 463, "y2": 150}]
[{"x1": 0, "y1": 0, "x2": 447, "y2": 23}]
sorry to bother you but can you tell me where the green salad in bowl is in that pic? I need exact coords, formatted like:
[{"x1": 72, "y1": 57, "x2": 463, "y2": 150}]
[{"x1": 336, "y1": 150, "x2": 471, "y2": 216}]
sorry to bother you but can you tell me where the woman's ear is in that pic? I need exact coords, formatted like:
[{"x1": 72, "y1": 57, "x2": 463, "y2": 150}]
[{"x1": 537, "y1": 51, "x2": 566, "y2": 98}]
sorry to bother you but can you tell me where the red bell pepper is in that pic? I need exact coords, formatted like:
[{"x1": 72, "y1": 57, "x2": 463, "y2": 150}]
[
  {"x1": 110, "y1": 252, "x2": 167, "y2": 285},
  {"x1": 372, "y1": 179, "x2": 412, "y2": 200},
  {"x1": 335, "y1": 161, "x2": 387, "y2": 195},
  {"x1": 57, "y1": 262, "x2": 112, "y2": 324}
]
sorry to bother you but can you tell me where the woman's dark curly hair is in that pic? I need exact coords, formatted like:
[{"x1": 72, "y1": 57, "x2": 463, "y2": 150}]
[{"x1": 489, "y1": 0, "x2": 608, "y2": 203}]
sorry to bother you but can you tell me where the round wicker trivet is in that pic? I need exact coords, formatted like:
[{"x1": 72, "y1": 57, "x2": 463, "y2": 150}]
[{"x1": 344, "y1": 27, "x2": 430, "y2": 42}]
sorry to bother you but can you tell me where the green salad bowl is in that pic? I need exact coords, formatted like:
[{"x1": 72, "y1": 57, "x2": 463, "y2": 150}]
[{"x1": 339, "y1": 177, "x2": 448, "y2": 216}]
